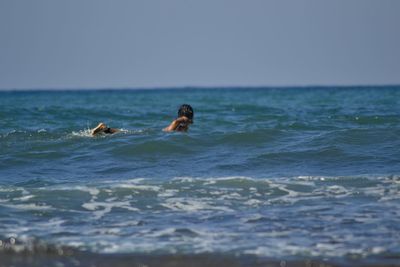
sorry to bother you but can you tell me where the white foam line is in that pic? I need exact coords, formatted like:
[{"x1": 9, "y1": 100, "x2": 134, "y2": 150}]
[
  {"x1": 244, "y1": 199, "x2": 263, "y2": 206},
  {"x1": 111, "y1": 184, "x2": 161, "y2": 191},
  {"x1": 62, "y1": 186, "x2": 100, "y2": 197},
  {"x1": 82, "y1": 201, "x2": 139, "y2": 219},
  {"x1": 172, "y1": 177, "x2": 196, "y2": 182},
  {"x1": 0, "y1": 203, "x2": 53, "y2": 211},
  {"x1": 101, "y1": 178, "x2": 147, "y2": 184},
  {"x1": 0, "y1": 187, "x2": 27, "y2": 193},
  {"x1": 161, "y1": 198, "x2": 233, "y2": 212},
  {"x1": 11, "y1": 195, "x2": 35, "y2": 201},
  {"x1": 158, "y1": 189, "x2": 179, "y2": 197},
  {"x1": 219, "y1": 192, "x2": 243, "y2": 200},
  {"x1": 34, "y1": 185, "x2": 101, "y2": 196}
]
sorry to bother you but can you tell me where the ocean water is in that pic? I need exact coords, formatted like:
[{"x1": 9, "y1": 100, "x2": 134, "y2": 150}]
[{"x1": 0, "y1": 87, "x2": 399, "y2": 264}]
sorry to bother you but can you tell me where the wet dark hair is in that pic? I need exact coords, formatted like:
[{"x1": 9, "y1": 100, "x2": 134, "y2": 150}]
[{"x1": 178, "y1": 104, "x2": 194, "y2": 121}]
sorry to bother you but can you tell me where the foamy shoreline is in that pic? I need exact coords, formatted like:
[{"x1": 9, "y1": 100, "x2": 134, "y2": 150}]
[{"x1": 0, "y1": 252, "x2": 364, "y2": 267}]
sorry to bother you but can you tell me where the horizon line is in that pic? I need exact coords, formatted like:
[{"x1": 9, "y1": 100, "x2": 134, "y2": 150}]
[{"x1": 0, "y1": 84, "x2": 399, "y2": 92}]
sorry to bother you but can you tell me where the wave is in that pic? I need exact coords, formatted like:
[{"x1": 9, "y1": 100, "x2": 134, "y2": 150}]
[
  {"x1": 3, "y1": 237, "x2": 396, "y2": 267},
  {"x1": 0, "y1": 175, "x2": 399, "y2": 259},
  {"x1": 1, "y1": 175, "x2": 398, "y2": 214}
]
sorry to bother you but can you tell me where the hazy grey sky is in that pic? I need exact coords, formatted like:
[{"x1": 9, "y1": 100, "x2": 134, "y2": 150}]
[{"x1": 0, "y1": 0, "x2": 399, "y2": 89}]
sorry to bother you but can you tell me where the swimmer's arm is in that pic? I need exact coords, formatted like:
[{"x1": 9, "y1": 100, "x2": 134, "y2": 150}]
[
  {"x1": 91, "y1": 128, "x2": 101, "y2": 136},
  {"x1": 91, "y1": 122, "x2": 119, "y2": 135},
  {"x1": 163, "y1": 119, "x2": 180, "y2": 132},
  {"x1": 91, "y1": 122, "x2": 106, "y2": 135},
  {"x1": 163, "y1": 116, "x2": 188, "y2": 132}
]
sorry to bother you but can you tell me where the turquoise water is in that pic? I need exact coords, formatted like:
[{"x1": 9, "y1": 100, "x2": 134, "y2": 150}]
[{"x1": 0, "y1": 87, "x2": 399, "y2": 263}]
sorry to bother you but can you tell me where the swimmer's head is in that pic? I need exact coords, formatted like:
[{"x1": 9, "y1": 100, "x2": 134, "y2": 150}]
[{"x1": 178, "y1": 104, "x2": 194, "y2": 122}]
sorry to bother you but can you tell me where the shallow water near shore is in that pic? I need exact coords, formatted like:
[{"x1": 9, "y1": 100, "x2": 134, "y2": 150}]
[{"x1": 0, "y1": 87, "x2": 399, "y2": 265}]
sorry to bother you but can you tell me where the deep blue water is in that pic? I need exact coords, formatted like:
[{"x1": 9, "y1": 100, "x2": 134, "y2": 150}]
[{"x1": 0, "y1": 87, "x2": 399, "y2": 263}]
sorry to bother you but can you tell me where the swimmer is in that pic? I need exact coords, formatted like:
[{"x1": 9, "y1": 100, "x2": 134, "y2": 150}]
[
  {"x1": 90, "y1": 122, "x2": 119, "y2": 136},
  {"x1": 163, "y1": 104, "x2": 194, "y2": 132}
]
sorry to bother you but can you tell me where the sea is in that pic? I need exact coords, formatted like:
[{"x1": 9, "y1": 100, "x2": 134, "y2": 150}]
[{"x1": 0, "y1": 86, "x2": 399, "y2": 265}]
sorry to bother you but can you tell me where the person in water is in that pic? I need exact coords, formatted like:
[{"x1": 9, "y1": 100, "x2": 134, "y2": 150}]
[
  {"x1": 163, "y1": 104, "x2": 194, "y2": 132},
  {"x1": 91, "y1": 104, "x2": 193, "y2": 135},
  {"x1": 90, "y1": 122, "x2": 119, "y2": 136}
]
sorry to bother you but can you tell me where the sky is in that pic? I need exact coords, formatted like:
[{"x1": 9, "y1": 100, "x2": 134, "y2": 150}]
[{"x1": 0, "y1": 0, "x2": 399, "y2": 89}]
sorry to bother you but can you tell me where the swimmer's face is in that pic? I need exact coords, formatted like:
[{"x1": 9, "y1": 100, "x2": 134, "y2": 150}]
[
  {"x1": 180, "y1": 116, "x2": 191, "y2": 125},
  {"x1": 183, "y1": 116, "x2": 193, "y2": 124},
  {"x1": 177, "y1": 116, "x2": 192, "y2": 131},
  {"x1": 183, "y1": 115, "x2": 193, "y2": 123}
]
